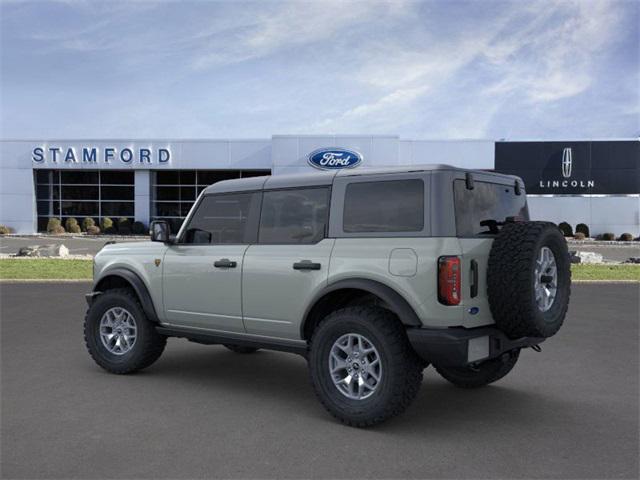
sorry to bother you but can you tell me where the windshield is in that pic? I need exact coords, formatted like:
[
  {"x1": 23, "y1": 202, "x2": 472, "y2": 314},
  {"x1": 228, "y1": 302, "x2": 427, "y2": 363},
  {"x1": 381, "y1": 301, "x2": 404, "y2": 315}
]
[{"x1": 454, "y1": 179, "x2": 529, "y2": 236}]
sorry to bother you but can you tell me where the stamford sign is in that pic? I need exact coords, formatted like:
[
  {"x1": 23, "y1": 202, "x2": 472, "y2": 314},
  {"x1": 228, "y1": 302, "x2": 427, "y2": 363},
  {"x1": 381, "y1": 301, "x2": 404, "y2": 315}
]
[
  {"x1": 308, "y1": 147, "x2": 362, "y2": 170},
  {"x1": 32, "y1": 146, "x2": 171, "y2": 165}
]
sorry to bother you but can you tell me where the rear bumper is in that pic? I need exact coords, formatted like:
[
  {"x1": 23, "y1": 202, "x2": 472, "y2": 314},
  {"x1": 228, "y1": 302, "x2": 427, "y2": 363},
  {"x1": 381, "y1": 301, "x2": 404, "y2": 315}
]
[{"x1": 406, "y1": 325, "x2": 544, "y2": 368}]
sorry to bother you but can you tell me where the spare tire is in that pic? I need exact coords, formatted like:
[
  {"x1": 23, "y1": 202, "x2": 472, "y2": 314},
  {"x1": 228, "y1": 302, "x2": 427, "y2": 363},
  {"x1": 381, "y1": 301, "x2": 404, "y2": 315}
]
[{"x1": 487, "y1": 221, "x2": 571, "y2": 339}]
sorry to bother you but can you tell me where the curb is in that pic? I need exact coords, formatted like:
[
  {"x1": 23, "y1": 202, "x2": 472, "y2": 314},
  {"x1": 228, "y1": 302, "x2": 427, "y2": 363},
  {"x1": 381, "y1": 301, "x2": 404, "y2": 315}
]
[
  {"x1": 1, "y1": 279, "x2": 637, "y2": 284},
  {"x1": 0, "y1": 279, "x2": 92, "y2": 283},
  {"x1": 571, "y1": 279, "x2": 640, "y2": 283}
]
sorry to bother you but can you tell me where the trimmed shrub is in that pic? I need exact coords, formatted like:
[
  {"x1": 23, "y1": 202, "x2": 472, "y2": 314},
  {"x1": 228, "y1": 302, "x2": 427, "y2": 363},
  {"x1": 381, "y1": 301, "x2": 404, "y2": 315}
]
[
  {"x1": 117, "y1": 217, "x2": 132, "y2": 235},
  {"x1": 86, "y1": 225, "x2": 101, "y2": 235},
  {"x1": 558, "y1": 222, "x2": 573, "y2": 237},
  {"x1": 132, "y1": 221, "x2": 146, "y2": 235},
  {"x1": 65, "y1": 217, "x2": 81, "y2": 234},
  {"x1": 573, "y1": 232, "x2": 586, "y2": 240},
  {"x1": 598, "y1": 232, "x2": 615, "y2": 241},
  {"x1": 618, "y1": 233, "x2": 634, "y2": 241},
  {"x1": 50, "y1": 225, "x2": 66, "y2": 235},
  {"x1": 575, "y1": 223, "x2": 590, "y2": 238},
  {"x1": 101, "y1": 217, "x2": 115, "y2": 233},
  {"x1": 82, "y1": 217, "x2": 96, "y2": 232},
  {"x1": 0, "y1": 224, "x2": 13, "y2": 234},
  {"x1": 46, "y1": 218, "x2": 62, "y2": 233}
]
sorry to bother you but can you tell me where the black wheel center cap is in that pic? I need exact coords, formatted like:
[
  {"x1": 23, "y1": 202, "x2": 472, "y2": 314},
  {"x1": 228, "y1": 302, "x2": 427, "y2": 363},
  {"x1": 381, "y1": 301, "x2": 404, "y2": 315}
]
[{"x1": 352, "y1": 363, "x2": 360, "y2": 370}]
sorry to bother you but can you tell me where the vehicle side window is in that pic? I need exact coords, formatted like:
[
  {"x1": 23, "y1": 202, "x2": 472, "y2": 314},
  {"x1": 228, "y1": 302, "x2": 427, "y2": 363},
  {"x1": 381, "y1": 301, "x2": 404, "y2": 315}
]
[
  {"x1": 343, "y1": 179, "x2": 424, "y2": 233},
  {"x1": 182, "y1": 192, "x2": 259, "y2": 244},
  {"x1": 259, "y1": 188, "x2": 329, "y2": 244}
]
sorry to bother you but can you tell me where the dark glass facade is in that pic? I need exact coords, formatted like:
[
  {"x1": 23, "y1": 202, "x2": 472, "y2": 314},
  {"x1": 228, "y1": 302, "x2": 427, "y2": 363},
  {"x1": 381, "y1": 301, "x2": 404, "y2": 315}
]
[
  {"x1": 151, "y1": 169, "x2": 270, "y2": 231},
  {"x1": 35, "y1": 170, "x2": 135, "y2": 231}
]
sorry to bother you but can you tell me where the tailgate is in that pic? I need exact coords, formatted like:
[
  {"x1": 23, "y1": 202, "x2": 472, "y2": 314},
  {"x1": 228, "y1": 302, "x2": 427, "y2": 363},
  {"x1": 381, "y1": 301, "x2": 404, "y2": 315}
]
[{"x1": 458, "y1": 238, "x2": 495, "y2": 328}]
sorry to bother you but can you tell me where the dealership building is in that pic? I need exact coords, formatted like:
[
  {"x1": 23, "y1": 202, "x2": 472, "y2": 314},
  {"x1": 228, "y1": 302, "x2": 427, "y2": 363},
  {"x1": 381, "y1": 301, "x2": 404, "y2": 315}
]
[{"x1": 0, "y1": 136, "x2": 638, "y2": 235}]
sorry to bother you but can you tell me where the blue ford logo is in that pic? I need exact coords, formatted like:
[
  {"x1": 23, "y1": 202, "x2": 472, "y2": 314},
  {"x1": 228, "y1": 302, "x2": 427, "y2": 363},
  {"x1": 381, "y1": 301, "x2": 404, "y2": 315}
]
[{"x1": 308, "y1": 148, "x2": 362, "y2": 170}]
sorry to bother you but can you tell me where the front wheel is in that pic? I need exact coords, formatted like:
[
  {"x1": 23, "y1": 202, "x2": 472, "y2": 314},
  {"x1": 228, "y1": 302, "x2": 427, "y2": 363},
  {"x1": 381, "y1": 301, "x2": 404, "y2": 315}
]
[
  {"x1": 435, "y1": 349, "x2": 520, "y2": 388},
  {"x1": 309, "y1": 306, "x2": 423, "y2": 427},
  {"x1": 84, "y1": 288, "x2": 167, "y2": 374}
]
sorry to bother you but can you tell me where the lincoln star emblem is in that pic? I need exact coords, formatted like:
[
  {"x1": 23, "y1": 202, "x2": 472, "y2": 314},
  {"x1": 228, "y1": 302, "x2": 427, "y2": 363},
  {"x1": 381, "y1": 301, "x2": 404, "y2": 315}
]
[{"x1": 561, "y1": 148, "x2": 572, "y2": 178}]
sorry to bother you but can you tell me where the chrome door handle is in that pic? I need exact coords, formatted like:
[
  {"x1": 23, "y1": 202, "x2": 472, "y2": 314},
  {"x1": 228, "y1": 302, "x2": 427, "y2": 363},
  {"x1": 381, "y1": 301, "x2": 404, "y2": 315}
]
[{"x1": 214, "y1": 258, "x2": 237, "y2": 268}]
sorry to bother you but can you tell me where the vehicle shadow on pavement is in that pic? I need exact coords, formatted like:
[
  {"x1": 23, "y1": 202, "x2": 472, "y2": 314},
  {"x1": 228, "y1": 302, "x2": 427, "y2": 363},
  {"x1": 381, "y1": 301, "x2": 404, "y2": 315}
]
[{"x1": 137, "y1": 342, "x2": 573, "y2": 432}]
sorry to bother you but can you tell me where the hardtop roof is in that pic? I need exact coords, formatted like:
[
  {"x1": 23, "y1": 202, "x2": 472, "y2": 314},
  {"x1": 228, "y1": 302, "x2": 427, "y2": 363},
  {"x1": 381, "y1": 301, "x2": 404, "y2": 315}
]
[{"x1": 202, "y1": 164, "x2": 521, "y2": 194}]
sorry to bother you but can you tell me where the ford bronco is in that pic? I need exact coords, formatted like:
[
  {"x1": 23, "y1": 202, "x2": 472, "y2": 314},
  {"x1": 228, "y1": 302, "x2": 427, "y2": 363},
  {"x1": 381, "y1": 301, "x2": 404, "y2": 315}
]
[{"x1": 84, "y1": 166, "x2": 570, "y2": 427}]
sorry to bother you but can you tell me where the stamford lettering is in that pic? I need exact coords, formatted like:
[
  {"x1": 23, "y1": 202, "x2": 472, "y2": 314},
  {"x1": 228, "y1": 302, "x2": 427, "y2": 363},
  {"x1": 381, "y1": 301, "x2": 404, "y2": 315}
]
[{"x1": 32, "y1": 146, "x2": 171, "y2": 165}]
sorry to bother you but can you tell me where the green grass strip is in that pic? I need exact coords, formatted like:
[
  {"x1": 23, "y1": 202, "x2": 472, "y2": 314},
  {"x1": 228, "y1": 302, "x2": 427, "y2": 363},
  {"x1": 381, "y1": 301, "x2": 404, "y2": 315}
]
[
  {"x1": 0, "y1": 259, "x2": 638, "y2": 281},
  {"x1": 571, "y1": 264, "x2": 640, "y2": 281},
  {"x1": 0, "y1": 259, "x2": 92, "y2": 279}
]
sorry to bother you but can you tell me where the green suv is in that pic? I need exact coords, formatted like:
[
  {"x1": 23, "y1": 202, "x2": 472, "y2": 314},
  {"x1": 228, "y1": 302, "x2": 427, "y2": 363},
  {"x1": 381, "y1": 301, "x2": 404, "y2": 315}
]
[{"x1": 84, "y1": 166, "x2": 570, "y2": 427}]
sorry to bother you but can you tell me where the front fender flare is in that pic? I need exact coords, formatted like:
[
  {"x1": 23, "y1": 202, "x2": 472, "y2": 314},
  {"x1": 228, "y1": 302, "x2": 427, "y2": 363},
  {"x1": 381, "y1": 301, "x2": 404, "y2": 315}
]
[{"x1": 92, "y1": 268, "x2": 159, "y2": 323}]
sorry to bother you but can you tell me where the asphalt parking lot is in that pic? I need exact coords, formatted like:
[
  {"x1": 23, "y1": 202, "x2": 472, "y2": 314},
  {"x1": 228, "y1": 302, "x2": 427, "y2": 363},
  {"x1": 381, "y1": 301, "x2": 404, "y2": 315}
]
[{"x1": 1, "y1": 283, "x2": 638, "y2": 479}]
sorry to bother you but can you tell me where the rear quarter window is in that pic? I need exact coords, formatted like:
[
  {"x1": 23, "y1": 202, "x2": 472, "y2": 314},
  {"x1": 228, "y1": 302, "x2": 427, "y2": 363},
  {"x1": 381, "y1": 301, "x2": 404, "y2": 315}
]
[
  {"x1": 454, "y1": 179, "x2": 529, "y2": 236},
  {"x1": 343, "y1": 179, "x2": 424, "y2": 233}
]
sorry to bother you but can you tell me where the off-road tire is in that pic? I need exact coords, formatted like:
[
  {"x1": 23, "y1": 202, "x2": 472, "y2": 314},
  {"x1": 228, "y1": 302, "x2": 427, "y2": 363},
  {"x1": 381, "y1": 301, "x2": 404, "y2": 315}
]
[
  {"x1": 309, "y1": 306, "x2": 423, "y2": 427},
  {"x1": 223, "y1": 344, "x2": 259, "y2": 354},
  {"x1": 487, "y1": 221, "x2": 571, "y2": 339},
  {"x1": 435, "y1": 349, "x2": 520, "y2": 388},
  {"x1": 84, "y1": 288, "x2": 167, "y2": 374}
]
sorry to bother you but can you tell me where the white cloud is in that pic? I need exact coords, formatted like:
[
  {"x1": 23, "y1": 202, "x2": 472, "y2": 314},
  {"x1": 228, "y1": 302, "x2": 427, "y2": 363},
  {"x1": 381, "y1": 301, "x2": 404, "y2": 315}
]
[
  {"x1": 312, "y1": 85, "x2": 429, "y2": 131},
  {"x1": 482, "y1": 0, "x2": 622, "y2": 103},
  {"x1": 192, "y1": 0, "x2": 413, "y2": 70}
]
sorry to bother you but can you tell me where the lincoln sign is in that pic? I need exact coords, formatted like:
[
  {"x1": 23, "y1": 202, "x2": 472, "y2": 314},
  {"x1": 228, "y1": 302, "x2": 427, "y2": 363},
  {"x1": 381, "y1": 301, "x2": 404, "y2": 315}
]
[{"x1": 495, "y1": 140, "x2": 639, "y2": 195}]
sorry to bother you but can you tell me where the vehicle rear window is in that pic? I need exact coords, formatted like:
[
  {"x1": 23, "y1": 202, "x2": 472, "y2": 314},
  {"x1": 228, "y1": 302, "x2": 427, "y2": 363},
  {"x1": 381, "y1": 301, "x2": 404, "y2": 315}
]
[
  {"x1": 454, "y1": 180, "x2": 529, "y2": 236},
  {"x1": 259, "y1": 188, "x2": 330, "y2": 244},
  {"x1": 343, "y1": 179, "x2": 424, "y2": 233}
]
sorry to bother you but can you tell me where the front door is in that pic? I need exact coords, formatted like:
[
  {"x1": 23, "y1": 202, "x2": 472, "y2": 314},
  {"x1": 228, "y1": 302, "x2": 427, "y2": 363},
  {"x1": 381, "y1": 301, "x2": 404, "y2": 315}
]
[
  {"x1": 162, "y1": 191, "x2": 261, "y2": 332},
  {"x1": 242, "y1": 187, "x2": 333, "y2": 340}
]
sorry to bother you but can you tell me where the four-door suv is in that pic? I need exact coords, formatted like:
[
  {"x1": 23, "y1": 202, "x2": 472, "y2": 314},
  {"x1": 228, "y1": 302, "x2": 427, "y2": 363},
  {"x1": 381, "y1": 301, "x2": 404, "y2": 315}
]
[{"x1": 84, "y1": 165, "x2": 570, "y2": 427}]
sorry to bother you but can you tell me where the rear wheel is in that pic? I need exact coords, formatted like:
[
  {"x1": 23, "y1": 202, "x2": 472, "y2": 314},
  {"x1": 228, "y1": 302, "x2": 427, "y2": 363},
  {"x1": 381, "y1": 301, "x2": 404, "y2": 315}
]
[
  {"x1": 223, "y1": 344, "x2": 259, "y2": 354},
  {"x1": 309, "y1": 306, "x2": 423, "y2": 427},
  {"x1": 84, "y1": 288, "x2": 166, "y2": 374},
  {"x1": 435, "y1": 349, "x2": 520, "y2": 388}
]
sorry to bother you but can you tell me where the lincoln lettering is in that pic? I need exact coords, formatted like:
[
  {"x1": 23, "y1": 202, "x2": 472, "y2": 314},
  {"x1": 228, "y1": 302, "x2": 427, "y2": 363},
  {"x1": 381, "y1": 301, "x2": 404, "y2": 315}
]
[
  {"x1": 32, "y1": 147, "x2": 170, "y2": 164},
  {"x1": 539, "y1": 179, "x2": 595, "y2": 188}
]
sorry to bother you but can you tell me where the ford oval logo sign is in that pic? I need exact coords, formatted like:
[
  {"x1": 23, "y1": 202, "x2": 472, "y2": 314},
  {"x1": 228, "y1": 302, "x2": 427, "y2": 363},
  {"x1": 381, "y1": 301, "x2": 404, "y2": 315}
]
[{"x1": 307, "y1": 148, "x2": 362, "y2": 170}]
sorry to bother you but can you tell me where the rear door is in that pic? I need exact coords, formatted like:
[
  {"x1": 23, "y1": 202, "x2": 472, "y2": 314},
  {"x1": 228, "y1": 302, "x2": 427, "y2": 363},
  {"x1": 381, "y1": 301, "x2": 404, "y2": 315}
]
[
  {"x1": 162, "y1": 191, "x2": 261, "y2": 332},
  {"x1": 242, "y1": 187, "x2": 333, "y2": 340}
]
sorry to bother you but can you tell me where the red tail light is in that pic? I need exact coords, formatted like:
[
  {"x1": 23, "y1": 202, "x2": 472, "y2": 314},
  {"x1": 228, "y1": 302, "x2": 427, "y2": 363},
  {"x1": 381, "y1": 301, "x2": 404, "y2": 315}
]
[{"x1": 438, "y1": 256, "x2": 461, "y2": 305}]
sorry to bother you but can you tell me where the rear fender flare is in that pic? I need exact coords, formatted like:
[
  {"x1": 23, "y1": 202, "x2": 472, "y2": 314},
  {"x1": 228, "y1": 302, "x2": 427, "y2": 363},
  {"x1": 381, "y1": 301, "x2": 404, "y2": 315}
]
[{"x1": 301, "y1": 278, "x2": 422, "y2": 338}]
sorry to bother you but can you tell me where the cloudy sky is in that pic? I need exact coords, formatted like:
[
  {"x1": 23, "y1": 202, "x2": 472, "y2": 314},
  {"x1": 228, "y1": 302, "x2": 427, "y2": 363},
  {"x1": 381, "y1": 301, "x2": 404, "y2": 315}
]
[{"x1": 1, "y1": 0, "x2": 638, "y2": 140}]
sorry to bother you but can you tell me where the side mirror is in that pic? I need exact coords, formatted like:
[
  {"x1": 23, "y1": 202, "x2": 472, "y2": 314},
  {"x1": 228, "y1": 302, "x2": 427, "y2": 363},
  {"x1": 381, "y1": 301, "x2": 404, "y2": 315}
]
[{"x1": 150, "y1": 220, "x2": 171, "y2": 243}]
